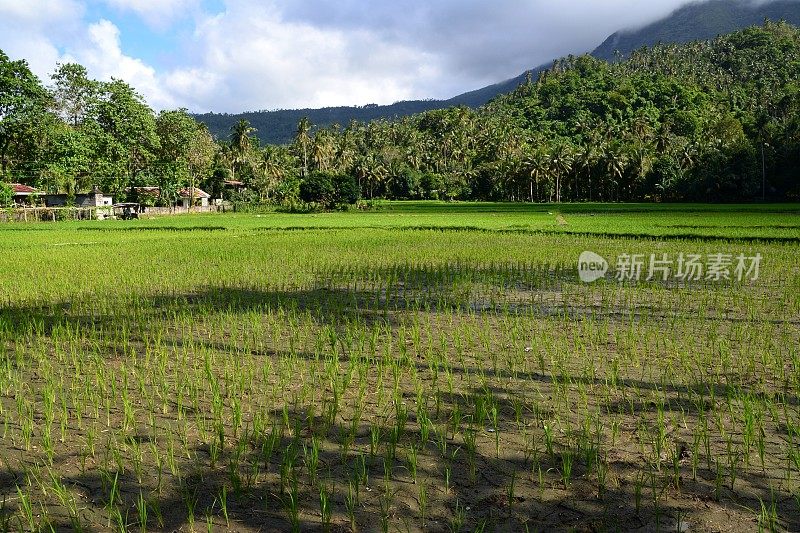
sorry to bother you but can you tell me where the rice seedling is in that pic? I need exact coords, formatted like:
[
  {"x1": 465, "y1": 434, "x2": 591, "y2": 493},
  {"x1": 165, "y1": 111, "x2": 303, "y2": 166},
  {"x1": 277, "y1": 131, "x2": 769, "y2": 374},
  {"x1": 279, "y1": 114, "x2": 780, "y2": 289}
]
[
  {"x1": 0, "y1": 204, "x2": 797, "y2": 531},
  {"x1": 136, "y1": 491, "x2": 148, "y2": 533},
  {"x1": 319, "y1": 483, "x2": 332, "y2": 531}
]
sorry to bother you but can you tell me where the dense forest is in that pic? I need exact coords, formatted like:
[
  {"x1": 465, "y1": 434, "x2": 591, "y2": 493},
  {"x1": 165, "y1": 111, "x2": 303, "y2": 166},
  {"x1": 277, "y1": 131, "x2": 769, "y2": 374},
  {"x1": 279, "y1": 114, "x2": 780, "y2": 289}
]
[{"x1": 1, "y1": 21, "x2": 800, "y2": 206}]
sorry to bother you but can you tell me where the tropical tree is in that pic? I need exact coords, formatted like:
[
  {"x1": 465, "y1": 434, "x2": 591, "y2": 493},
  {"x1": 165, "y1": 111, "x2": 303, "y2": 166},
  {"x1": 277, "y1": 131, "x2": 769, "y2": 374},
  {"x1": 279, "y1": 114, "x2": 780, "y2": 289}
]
[
  {"x1": 548, "y1": 140, "x2": 574, "y2": 203},
  {"x1": 228, "y1": 119, "x2": 257, "y2": 183},
  {"x1": 94, "y1": 79, "x2": 159, "y2": 195},
  {"x1": 0, "y1": 50, "x2": 49, "y2": 179},
  {"x1": 49, "y1": 63, "x2": 98, "y2": 127},
  {"x1": 311, "y1": 126, "x2": 336, "y2": 172},
  {"x1": 253, "y1": 145, "x2": 293, "y2": 202},
  {"x1": 294, "y1": 117, "x2": 312, "y2": 178},
  {"x1": 524, "y1": 147, "x2": 549, "y2": 202}
]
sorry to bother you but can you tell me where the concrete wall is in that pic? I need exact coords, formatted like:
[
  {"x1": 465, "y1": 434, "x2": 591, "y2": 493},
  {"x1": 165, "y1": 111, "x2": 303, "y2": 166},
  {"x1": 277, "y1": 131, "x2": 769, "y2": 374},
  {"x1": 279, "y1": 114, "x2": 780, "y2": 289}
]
[
  {"x1": 43, "y1": 193, "x2": 113, "y2": 208},
  {"x1": 143, "y1": 205, "x2": 223, "y2": 215}
]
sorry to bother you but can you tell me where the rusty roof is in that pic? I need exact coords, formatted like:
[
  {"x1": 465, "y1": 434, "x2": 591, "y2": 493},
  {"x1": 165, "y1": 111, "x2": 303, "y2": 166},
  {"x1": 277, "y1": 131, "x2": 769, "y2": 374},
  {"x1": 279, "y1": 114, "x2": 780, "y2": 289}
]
[
  {"x1": 178, "y1": 187, "x2": 211, "y2": 199},
  {"x1": 10, "y1": 183, "x2": 37, "y2": 194}
]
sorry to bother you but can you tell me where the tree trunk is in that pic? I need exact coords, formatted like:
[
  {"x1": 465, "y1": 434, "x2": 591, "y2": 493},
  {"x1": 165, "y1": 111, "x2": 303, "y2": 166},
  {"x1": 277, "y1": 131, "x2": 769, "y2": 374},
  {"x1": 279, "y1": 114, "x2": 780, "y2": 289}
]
[
  {"x1": 761, "y1": 141, "x2": 766, "y2": 201},
  {"x1": 556, "y1": 174, "x2": 561, "y2": 203}
]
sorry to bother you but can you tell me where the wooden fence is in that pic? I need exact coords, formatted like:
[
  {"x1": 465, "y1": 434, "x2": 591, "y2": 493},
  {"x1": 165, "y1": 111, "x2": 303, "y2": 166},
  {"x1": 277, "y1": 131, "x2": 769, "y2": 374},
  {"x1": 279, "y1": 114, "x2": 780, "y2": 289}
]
[
  {"x1": 1, "y1": 203, "x2": 232, "y2": 222},
  {"x1": 0, "y1": 207, "x2": 103, "y2": 222}
]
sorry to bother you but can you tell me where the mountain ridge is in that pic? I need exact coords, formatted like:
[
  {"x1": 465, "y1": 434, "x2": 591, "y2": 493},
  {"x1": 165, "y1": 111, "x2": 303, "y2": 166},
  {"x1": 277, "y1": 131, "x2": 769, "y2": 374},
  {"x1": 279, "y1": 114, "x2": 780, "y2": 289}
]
[{"x1": 592, "y1": 0, "x2": 800, "y2": 60}]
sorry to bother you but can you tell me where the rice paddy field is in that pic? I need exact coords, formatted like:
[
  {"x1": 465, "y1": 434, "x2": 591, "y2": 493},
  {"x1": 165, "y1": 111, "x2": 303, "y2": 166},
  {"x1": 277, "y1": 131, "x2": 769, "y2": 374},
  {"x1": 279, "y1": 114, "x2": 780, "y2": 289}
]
[{"x1": 0, "y1": 202, "x2": 799, "y2": 532}]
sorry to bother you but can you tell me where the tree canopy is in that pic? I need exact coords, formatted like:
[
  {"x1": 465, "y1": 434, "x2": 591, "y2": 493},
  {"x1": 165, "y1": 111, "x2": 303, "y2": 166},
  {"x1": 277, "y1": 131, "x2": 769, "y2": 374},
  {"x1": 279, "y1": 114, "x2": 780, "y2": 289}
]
[{"x1": 2, "y1": 21, "x2": 799, "y2": 205}]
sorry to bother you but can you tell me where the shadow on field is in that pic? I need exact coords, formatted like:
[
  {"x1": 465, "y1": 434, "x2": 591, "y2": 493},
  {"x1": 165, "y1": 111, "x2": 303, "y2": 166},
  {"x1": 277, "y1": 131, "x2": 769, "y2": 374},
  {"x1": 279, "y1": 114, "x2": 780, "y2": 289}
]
[
  {"x1": 28, "y1": 398, "x2": 799, "y2": 533},
  {"x1": 77, "y1": 225, "x2": 228, "y2": 232},
  {"x1": 1, "y1": 262, "x2": 797, "y2": 531},
  {"x1": 257, "y1": 224, "x2": 800, "y2": 244},
  {"x1": 2, "y1": 259, "x2": 790, "y2": 337}
]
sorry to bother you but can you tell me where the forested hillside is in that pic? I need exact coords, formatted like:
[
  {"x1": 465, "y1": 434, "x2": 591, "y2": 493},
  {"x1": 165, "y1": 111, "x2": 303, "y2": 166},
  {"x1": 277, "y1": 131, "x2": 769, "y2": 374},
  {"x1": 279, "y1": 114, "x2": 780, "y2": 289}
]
[
  {"x1": 234, "y1": 22, "x2": 800, "y2": 203},
  {"x1": 196, "y1": 0, "x2": 800, "y2": 145},
  {"x1": 2, "y1": 22, "x2": 799, "y2": 204}
]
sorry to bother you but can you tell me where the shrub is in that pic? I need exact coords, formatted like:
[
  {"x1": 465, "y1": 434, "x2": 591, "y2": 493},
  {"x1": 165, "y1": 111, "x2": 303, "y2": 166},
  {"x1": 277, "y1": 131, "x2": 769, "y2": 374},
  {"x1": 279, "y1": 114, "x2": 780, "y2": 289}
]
[
  {"x1": 389, "y1": 168, "x2": 420, "y2": 199},
  {"x1": 0, "y1": 183, "x2": 13, "y2": 208},
  {"x1": 299, "y1": 172, "x2": 335, "y2": 206},
  {"x1": 276, "y1": 199, "x2": 322, "y2": 213},
  {"x1": 419, "y1": 173, "x2": 444, "y2": 200},
  {"x1": 332, "y1": 173, "x2": 360, "y2": 205},
  {"x1": 300, "y1": 172, "x2": 360, "y2": 208}
]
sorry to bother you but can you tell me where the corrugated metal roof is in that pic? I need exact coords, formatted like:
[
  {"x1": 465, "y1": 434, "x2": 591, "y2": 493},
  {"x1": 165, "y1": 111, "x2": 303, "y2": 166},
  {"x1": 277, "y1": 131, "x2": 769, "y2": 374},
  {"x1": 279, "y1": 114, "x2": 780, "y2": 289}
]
[
  {"x1": 178, "y1": 187, "x2": 211, "y2": 199},
  {"x1": 128, "y1": 186, "x2": 211, "y2": 199}
]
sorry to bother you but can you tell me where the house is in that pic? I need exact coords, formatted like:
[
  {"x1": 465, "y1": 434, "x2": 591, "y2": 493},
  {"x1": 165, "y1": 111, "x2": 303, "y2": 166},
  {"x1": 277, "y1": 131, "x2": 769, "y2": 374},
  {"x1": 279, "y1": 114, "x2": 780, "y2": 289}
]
[
  {"x1": 126, "y1": 186, "x2": 160, "y2": 206},
  {"x1": 223, "y1": 179, "x2": 246, "y2": 192},
  {"x1": 10, "y1": 183, "x2": 39, "y2": 205},
  {"x1": 126, "y1": 186, "x2": 211, "y2": 209},
  {"x1": 43, "y1": 188, "x2": 114, "y2": 208},
  {"x1": 179, "y1": 187, "x2": 210, "y2": 208},
  {"x1": 38, "y1": 188, "x2": 114, "y2": 219}
]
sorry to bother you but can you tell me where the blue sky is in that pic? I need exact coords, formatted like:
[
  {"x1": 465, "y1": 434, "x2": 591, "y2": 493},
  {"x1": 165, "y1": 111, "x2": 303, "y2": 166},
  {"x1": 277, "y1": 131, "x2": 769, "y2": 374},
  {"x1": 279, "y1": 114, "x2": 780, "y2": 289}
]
[{"x1": 0, "y1": 0, "x2": 695, "y2": 113}]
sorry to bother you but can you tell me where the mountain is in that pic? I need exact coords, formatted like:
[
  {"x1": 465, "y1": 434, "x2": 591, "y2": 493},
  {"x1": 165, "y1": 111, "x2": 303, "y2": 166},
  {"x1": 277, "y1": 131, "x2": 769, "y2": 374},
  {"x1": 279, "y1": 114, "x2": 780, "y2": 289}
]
[
  {"x1": 194, "y1": 0, "x2": 800, "y2": 145},
  {"x1": 593, "y1": 0, "x2": 800, "y2": 60}
]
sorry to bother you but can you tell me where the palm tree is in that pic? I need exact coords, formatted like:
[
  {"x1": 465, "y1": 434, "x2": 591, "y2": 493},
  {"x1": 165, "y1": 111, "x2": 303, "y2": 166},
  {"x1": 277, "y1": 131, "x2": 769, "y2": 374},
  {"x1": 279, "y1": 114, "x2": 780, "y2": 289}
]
[
  {"x1": 336, "y1": 122, "x2": 359, "y2": 173},
  {"x1": 604, "y1": 141, "x2": 628, "y2": 202},
  {"x1": 294, "y1": 117, "x2": 312, "y2": 178},
  {"x1": 576, "y1": 140, "x2": 602, "y2": 202},
  {"x1": 311, "y1": 127, "x2": 336, "y2": 172},
  {"x1": 524, "y1": 147, "x2": 549, "y2": 202},
  {"x1": 548, "y1": 141, "x2": 574, "y2": 203},
  {"x1": 625, "y1": 140, "x2": 654, "y2": 200},
  {"x1": 229, "y1": 119, "x2": 256, "y2": 183},
  {"x1": 254, "y1": 146, "x2": 286, "y2": 202}
]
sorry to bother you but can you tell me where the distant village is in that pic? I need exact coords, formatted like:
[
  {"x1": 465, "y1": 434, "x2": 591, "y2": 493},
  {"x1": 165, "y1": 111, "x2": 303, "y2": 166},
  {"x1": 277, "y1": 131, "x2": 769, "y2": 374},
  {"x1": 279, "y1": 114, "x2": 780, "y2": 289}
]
[{"x1": 3, "y1": 181, "x2": 246, "y2": 220}]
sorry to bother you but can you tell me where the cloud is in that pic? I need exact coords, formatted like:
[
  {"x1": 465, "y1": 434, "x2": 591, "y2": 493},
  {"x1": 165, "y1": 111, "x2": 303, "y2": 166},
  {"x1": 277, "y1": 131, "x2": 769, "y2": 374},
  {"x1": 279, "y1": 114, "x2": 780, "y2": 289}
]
[
  {"x1": 61, "y1": 19, "x2": 178, "y2": 109},
  {"x1": 0, "y1": 0, "x2": 83, "y2": 26},
  {"x1": 1, "y1": 0, "x2": 717, "y2": 113},
  {"x1": 0, "y1": 0, "x2": 85, "y2": 79},
  {"x1": 164, "y1": 0, "x2": 700, "y2": 111},
  {"x1": 101, "y1": 0, "x2": 200, "y2": 30},
  {"x1": 163, "y1": 0, "x2": 448, "y2": 111},
  {"x1": 0, "y1": 0, "x2": 178, "y2": 108},
  {"x1": 272, "y1": 0, "x2": 694, "y2": 95}
]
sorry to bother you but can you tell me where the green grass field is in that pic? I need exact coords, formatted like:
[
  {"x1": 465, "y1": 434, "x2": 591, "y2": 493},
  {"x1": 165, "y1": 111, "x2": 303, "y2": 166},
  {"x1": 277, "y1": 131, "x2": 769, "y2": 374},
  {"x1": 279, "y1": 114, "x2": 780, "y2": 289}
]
[{"x1": 0, "y1": 203, "x2": 799, "y2": 532}]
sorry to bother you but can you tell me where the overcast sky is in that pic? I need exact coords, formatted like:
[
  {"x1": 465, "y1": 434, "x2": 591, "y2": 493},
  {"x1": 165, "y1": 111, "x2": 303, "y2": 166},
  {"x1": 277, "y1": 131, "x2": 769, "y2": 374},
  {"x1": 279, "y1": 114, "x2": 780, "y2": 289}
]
[{"x1": 0, "y1": 0, "x2": 701, "y2": 113}]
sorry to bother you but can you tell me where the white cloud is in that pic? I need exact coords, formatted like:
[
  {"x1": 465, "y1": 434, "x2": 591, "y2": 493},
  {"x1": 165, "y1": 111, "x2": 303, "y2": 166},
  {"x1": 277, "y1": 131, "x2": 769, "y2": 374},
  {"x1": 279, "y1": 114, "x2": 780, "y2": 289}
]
[
  {"x1": 166, "y1": 1, "x2": 449, "y2": 112},
  {"x1": 101, "y1": 0, "x2": 200, "y2": 30},
  {"x1": 0, "y1": 0, "x2": 85, "y2": 79},
  {"x1": 1, "y1": 0, "x2": 725, "y2": 113},
  {"x1": 269, "y1": 0, "x2": 695, "y2": 95},
  {"x1": 167, "y1": 0, "x2": 697, "y2": 112},
  {"x1": 62, "y1": 19, "x2": 178, "y2": 109},
  {"x1": 0, "y1": 0, "x2": 83, "y2": 26}
]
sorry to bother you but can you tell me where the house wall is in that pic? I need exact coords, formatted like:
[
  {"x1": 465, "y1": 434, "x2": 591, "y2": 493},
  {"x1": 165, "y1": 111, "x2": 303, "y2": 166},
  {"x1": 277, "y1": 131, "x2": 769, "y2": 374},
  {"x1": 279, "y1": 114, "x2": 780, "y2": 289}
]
[
  {"x1": 13, "y1": 194, "x2": 35, "y2": 206},
  {"x1": 180, "y1": 197, "x2": 209, "y2": 208},
  {"x1": 44, "y1": 194, "x2": 113, "y2": 208}
]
